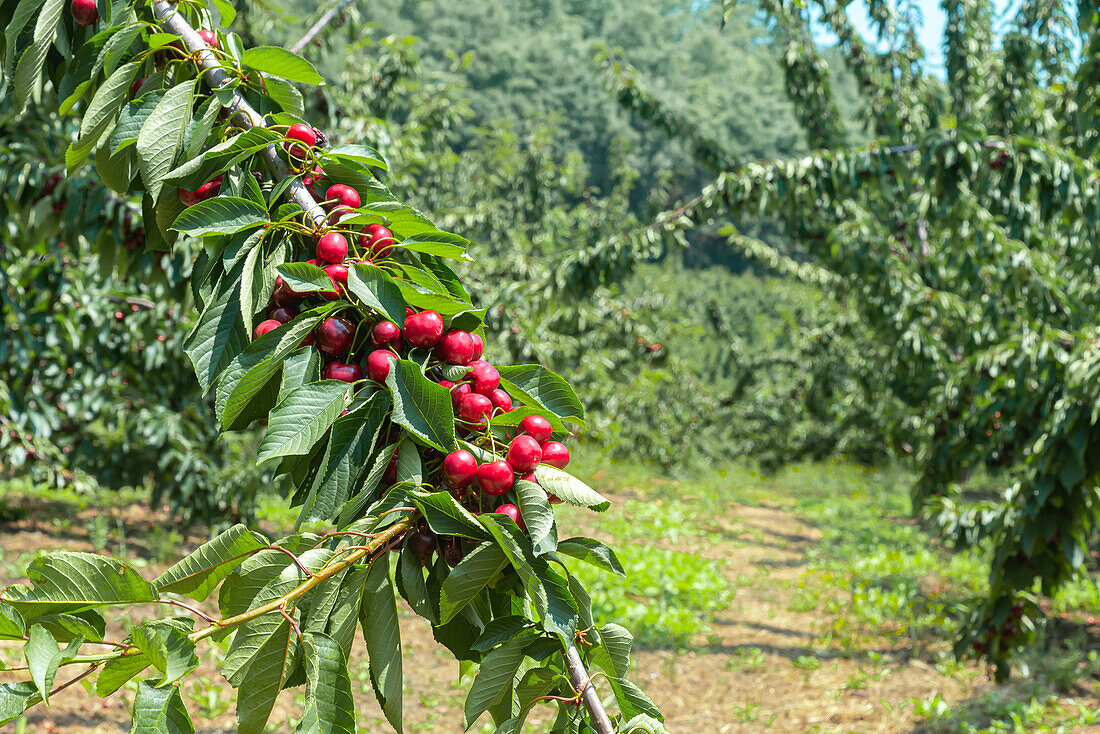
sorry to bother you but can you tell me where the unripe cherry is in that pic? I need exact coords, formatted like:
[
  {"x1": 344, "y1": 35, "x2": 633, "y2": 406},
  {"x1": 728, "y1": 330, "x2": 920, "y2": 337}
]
[
  {"x1": 489, "y1": 389, "x2": 512, "y2": 413},
  {"x1": 316, "y1": 316, "x2": 354, "y2": 355},
  {"x1": 359, "y1": 223, "x2": 395, "y2": 259},
  {"x1": 520, "y1": 415, "x2": 553, "y2": 444},
  {"x1": 323, "y1": 361, "x2": 364, "y2": 383},
  {"x1": 470, "y1": 333, "x2": 485, "y2": 361},
  {"x1": 404, "y1": 310, "x2": 445, "y2": 348},
  {"x1": 367, "y1": 349, "x2": 397, "y2": 382},
  {"x1": 506, "y1": 435, "x2": 542, "y2": 473},
  {"x1": 442, "y1": 449, "x2": 478, "y2": 489},
  {"x1": 466, "y1": 360, "x2": 501, "y2": 395},
  {"x1": 457, "y1": 392, "x2": 493, "y2": 426},
  {"x1": 540, "y1": 441, "x2": 570, "y2": 469},
  {"x1": 326, "y1": 184, "x2": 361, "y2": 210},
  {"x1": 437, "y1": 330, "x2": 475, "y2": 365},
  {"x1": 371, "y1": 321, "x2": 402, "y2": 348},
  {"x1": 253, "y1": 319, "x2": 281, "y2": 340},
  {"x1": 494, "y1": 503, "x2": 525, "y2": 530},
  {"x1": 71, "y1": 0, "x2": 99, "y2": 25},
  {"x1": 476, "y1": 461, "x2": 514, "y2": 496},
  {"x1": 316, "y1": 232, "x2": 349, "y2": 263}
]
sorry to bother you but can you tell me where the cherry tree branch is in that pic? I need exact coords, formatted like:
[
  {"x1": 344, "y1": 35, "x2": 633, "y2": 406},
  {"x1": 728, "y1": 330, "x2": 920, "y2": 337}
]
[{"x1": 289, "y1": 0, "x2": 356, "y2": 54}]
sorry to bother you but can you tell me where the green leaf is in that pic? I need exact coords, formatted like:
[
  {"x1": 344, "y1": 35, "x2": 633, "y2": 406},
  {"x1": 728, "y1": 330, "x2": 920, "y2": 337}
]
[
  {"x1": 165, "y1": 127, "x2": 280, "y2": 189},
  {"x1": 97, "y1": 653, "x2": 151, "y2": 696},
  {"x1": 516, "y1": 667, "x2": 558, "y2": 709},
  {"x1": 513, "y1": 480, "x2": 556, "y2": 554},
  {"x1": 277, "y1": 262, "x2": 335, "y2": 294},
  {"x1": 619, "y1": 714, "x2": 669, "y2": 734},
  {"x1": 472, "y1": 617, "x2": 534, "y2": 652},
  {"x1": 241, "y1": 46, "x2": 324, "y2": 84},
  {"x1": 590, "y1": 623, "x2": 632, "y2": 678},
  {"x1": 155, "y1": 525, "x2": 268, "y2": 601},
  {"x1": 439, "y1": 544, "x2": 510, "y2": 624},
  {"x1": 296, "y1": 633, "x2": 356, "y2": 734},
  {"x1": 183, "y1": 261, "x2": 249, "y2": 396},
  {"x1": 346, "y1": 263, "x2": 406, "y2": 325},
  {"x1": 532, "y1": 466, "x2": 610, "y2": 512},
  {"x1": 555, "y1": 538, "x2": 625, "y2": 577},
  {"x1": 397, "y1": 231, "x2": 470, "y2": 260},
  {"x1": 3, "y1": 0, "x2": 46, "y2": 83},
  {"x1": 136, "y1": 81, "x2": 195, "y2": 200},
  {"x1": 257, "y1": 381, "x2": 351, "y2": 464},
  {"x1": 360, "y1": 553, "x2": 402, "y2": 733},
  {"x1": 24, "y1": 624, "x2": 60, "y2": 703},
  {"x1": 297, "y1": 404, "x2": 385, "y2": 526},
  {"x1": 395, "y1": 281, "x2": 476, "y2": 318},
  {"x1": 131, "y1": 626, "x2": 198, "y2": 686},
  {"x1": 0, "y1": 682, "x2": 39, "y2": 726},
  {"x1": 464, "y1": 636, "x2": 527, "y2": 728},
  {"x1": 609, "y1": 677, "x2": 662, "y2": 721},
  {"x1": 171, "y1": 196, "x2": 268, "y2": 236},
  {"x1": 327, "y1": 144, "x2": 388, "y2": 170},
  {"x1": 397, "y1": 544, "x2": 434, "y2": 623},
  {"x1": 385, "y1": 359, "x2": 457, "y2": 451},
  {"x1": 0, "y1": 601, "x2": 25, "y2": 640},
  {"x1": 410, "y1": 490, "x2": 491, "y2": 541},
  {"x1": 2, "y1": 552, "x2": 157, "y2": 617},
  {"x1": 264, "y1": 75, "x2": 306, "y2": 116},
  {"x1": 12, "y1": 0, "x2": 64, "y2": 111},
  {"x1": 33, "y1": 611, "x2": 104, "y2": 643},
  {"x1": 335, "y1": 440, "x2": 398, "y2": 527},
  {"x1": 325, "y1": 568, "x2": 366, "y2": 661},
  {"x1": 66, "y1": 59, "x2": 141, "y2": 170},
  {"x1": 130, "y1": 681, "x2": 194, "y2": 734},
  {"x1": 108, "y1": 91, "x2": 164, "y2": 154},
  {"x1": 497, "y1": 365, "x2": 585, "y2": 426}
]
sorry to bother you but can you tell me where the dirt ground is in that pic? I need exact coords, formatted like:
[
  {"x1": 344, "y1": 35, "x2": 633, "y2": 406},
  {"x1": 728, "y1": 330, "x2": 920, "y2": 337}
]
[{"x1": 1, "y1": 493, "x2": 1096, "y2": 733}]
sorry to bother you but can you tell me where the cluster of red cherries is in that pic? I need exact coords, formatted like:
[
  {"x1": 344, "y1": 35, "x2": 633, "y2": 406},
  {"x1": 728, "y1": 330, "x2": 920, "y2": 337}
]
[{"x1": 173, "y1": 112, "x2": 572, "y2": 559}]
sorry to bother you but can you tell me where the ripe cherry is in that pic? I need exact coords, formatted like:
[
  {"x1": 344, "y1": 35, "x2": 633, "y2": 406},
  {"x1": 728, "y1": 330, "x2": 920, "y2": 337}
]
[
  {"x1": 383, "y1": 450, "x2": 399, "y2": 485},
  {"x1": 197, "y1": 29, "x2": 219, "y2": 49},
  {"x1": 324, "y1": 263, "x2": 349, "y2": 287},
  {"x1": 316, "y1": 232, "x2": 349, "y2": 263},
  {"x1": 489, "y1": 389, "x2": 512, "y2": 413},
  {"x1": 367, "y1": 349, "x2": 397, "y2": 382},
  {"x1": 371, "y1": 321, "x2": 402, "y2": 348},
  {"x1": 284, "y1": 123, "x2": 317, "y2": 159},
  {"x1": 540, "y1": 441, "x2": 570, "y2": 469},
  {"x1": 253, "y1": 319, "x2": 281, "y2": 339},
  {"x1": 272, "y1": 276, "x2": 302, "y2": 305},
  {"x1": 436, "y1": 330, "x2": 475, "y2": 365},
  {"x1": 129, "y1": 77, "x2": 147, "y2": 98},
  {"x1": 476, "y1": 461, "x2": 514, "y2": 496},
  {"x1": 506, "y1": 435, "x2": 542, "y2": 473},
  {"x1": 520, "y1": 415, "x2": 553, "y2": 444},
  {"x1": 407, "y1": 528, "x2": 437, "y2": 564},
  {"x1": 442, "y1": 449, "x2": 478, "y2": 489},
  {"x1": 450, "y1": 382, "x2": 472, "y2": 406},
  {"x1": 457, "y1": 392, "x2": 493, "y2": 426},
  {"x1": 404, "y1": 310, "x2": 445, "y2": 348},
  {"x1": 494, "y1": 504, "x2": 525, "y2": 530},
  {"x1": 470, "y1": 334, "x2": 485, "y2": 361},
  {"x1": 71, "y1": 0, "x2": 99, "y2": 25},
  {"x1": 269, "y1": 306, "x2": 296, "y2": 324},
  {"x1": 466, "y1": 360, "x2": 501, "y2": 395},
  {"x1": 316, "y1": 316, "x2": 354, "y2": 355},
  {"x1": 359, "y1": 224, "x2": 395, "y2": 259},
  {"x1": 443, "y1": 541, "x2": 464, "y2": 567},
  {"x1": 323, "y1": 361, "x2": 364, "y2": 383},
  {"x1": 177, "y1": 177, "x2": 222, "y2": 207},
  {"x1": 326, "y1": 184, "x2": 360, "y2": 210},
  {"x1": 304, "y1": 165, "x2": 325, "y2": 197}
]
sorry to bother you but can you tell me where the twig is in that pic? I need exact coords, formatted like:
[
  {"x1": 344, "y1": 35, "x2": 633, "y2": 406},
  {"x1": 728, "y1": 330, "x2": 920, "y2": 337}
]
[
  {"x1": 289, "y1": 0, "x2": 356, "y2": 54},
  {"x1": 49, "y1": 663, "x2": 99, "y2": 697}
]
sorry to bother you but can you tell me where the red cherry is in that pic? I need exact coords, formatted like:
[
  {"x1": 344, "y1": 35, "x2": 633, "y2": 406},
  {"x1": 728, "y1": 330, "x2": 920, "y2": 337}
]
[
  {"x1": 457, "y1": 393, "x2": 493, "y2": 426},
  {"x1": 129, "y1": 76, "x2": 148, "y2": 98},
  {"x1": 304, "y1": 165, "x2": 325, "y2": 196},
  {"x1": 323, "y1": 361, "x2": 364, "y2": 383},
  {"x1": 407, "y1": 528, "x2": 437, "y2": 563},
  {"x1": 253, "y1": 319, "x2": 281, "y2": 340},
  {"x1": 466, "y1": 360, "x2": 501, "y2": 395},
  {"x1": 367, "y1": 349, "x2": 397, "y2": 382},
  {"x1": 316, "y1": 232, "x2": 349, "y2": 263},
  {"x1": 383, "y1": 451, "x2": 399, "y2": 485},
  {"x1": 405, "y1": 307, "x2": 415, "y2": 318},
  {"x1": 489, "y1": 389, "x2": 512, "y2": 413},
  {"x1": 450, "y1": 382, "x2": 472, "y2": 406},
  {"x1": 470, "y1": 333, "x2": 485, "y2": 361},
  {"x1": 439, "y1": 380, "x2": 456, "y2": 390},
  {"x1": 437, "y1": 330, "x2": 475, "y2": 365},
  {"x1": 316, "y1": 316, "x2": 354, "y2": 355},
  {"x1": 443, "y1": 450, "x2": 478, "y2": 489},
  {"x1": 71, "y1": 0, "x2": 99, "y2": 25},
  {"x1": 494, "y1": 503, "x2": 525, "y2": 530},
  {"x1": 476, "y1": 461, "x2": 514, "y2": 496},
  {"x1": 540, "y1": 441, "x2": 570, "y2": 468},
  {"x1": 506, "y1": 435, "x2": 542, "y2": 473},
  {"x1": 371, "y1": 321, "x2": 402, "y2": 348},
  {"x1": 404, "y1": 310, "x2": 445, "y2": 348},
  {"x1": 285, "y1": 123, "x2": 317, "y2": 159},
  {"x1": 268, "y1": 306, "x2": 297, "y2": 323},
  {"x1": 299, "y1": 331, "x2": 316, "y2": 347},
  {"x1": 326, "y1": 184, "x2": 361, "y2": 210},
  {"x1": 197, "y1": 29, "x2": 219, "y2": 49},
  {"x1": 177, "y1": 177, "x2": 222, "y2": 207},
  {"x1": 272, "y1": 277, "x2": 302, "y2": 305},
  {"x1": 324, "y1": 263, "x2": 349, "y2": 287},
  {"x1": 359, "y1": 223, "x2": 395, "y2": 259},
  {"x1": 520, "y1": 415, "x2": 553, "y2": 444}
]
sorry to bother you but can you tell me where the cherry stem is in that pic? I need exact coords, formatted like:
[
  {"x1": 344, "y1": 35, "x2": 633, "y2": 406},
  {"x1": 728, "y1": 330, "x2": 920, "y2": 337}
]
[{"x1": 158, "y1": 598, "x2": 219, "y2": 625}]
